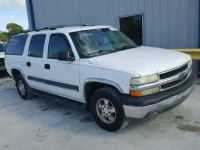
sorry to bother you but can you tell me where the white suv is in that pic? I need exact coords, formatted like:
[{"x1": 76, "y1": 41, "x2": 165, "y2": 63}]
[{"x1": 5, "y1": 25, "x2": 196, "y2": 131}]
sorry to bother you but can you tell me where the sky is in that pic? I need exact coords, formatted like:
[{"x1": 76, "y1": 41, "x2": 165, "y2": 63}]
[{"x1": 0, "y1": 0, "x2": 28, "y2": 32}]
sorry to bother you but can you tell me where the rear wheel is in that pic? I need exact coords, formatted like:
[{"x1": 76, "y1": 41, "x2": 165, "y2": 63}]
[
  {"x1": 16, "y1": 74, "x2": 33, "y2": 100},
  {"x1": 90, "y1": 87, "x2": 124, "y2": 132}
]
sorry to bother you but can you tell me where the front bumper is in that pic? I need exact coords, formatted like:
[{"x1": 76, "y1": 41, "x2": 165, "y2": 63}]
[
  {"x1": 123, "y1": 83, "x2": 195, "y2": 118},
  {"x1": 122, "y1": 68, "x2": 197, "y2": 119}
]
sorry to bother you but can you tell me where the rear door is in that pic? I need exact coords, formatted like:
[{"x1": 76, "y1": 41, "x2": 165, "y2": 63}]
[
  {"x1": 25, "y1": 34, "x2": 48, "y2": 91},
  {"x1": 43, "y1": 33, "x2": 81, "y2": 101}
]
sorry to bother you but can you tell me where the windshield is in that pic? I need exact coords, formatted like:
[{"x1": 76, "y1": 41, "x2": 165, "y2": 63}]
[
  {"x1": 0, "y1": 44, "x2": 5, "y2": 52},
  {"x1": 70, "y1": 28, "x2": 137, "y2": 58}
]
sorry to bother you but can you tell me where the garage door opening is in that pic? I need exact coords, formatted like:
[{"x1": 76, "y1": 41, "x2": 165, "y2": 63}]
[{"x1": 119, "y1": 14, "x2": 143, "y2": 45}]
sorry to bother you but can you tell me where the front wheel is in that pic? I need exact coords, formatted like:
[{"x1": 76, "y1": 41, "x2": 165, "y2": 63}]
[{"x1": 90, "y1": 87, "x2": 124, "y2": 132}]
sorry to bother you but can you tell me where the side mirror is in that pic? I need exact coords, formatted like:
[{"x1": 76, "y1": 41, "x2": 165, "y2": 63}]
[{"x1": 57, "y1": 51, "x2": 75, "y2": 61}]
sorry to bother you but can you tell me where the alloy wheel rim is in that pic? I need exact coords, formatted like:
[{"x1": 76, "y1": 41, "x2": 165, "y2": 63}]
[{"x1": 96, "y1": 98, "x2": 116, "y2": 124}]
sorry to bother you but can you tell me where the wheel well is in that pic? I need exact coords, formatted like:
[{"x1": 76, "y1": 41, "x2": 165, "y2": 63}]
[
  {"x1": 84, "y1": 82, "x2": 121, "y2": 104},
  {"x1": 11, "y1": 69, "x2": 22, "y2": 80}
]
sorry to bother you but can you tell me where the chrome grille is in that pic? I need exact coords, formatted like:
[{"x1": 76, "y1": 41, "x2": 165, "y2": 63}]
[
  {"x1": 161, "y1": 74, "x2": 188, "y2": 89},
  {"x1": 160, "y1": 64, "x2": 188, "y2": 79},
  {"x1": 159, "y1": 63, "x2": 190, "y2": 90}
]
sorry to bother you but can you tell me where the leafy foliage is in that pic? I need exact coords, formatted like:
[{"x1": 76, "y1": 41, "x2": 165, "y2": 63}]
[
  {"x1": 0, "y1": 32, "x2": 9, "y2": 42},
  {"x1": 0, "y1": 23, "x2": 28, "y2": 42},
  {"x1": 6, "y1": 23, "x2": 24, "y2": 36}
]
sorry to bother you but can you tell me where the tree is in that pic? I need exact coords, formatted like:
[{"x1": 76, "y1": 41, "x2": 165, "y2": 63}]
[
  {"x1": 0, "y1": 32, "x2": 9, "y2": 42},
  {"x1": 6, "y1": 23, "x2": 24, "y2": 36},
  {"x1": 0, "y1": 23, "x2": 27, "y2": 42}
]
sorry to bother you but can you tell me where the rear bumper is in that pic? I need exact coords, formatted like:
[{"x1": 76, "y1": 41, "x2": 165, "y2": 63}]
[{"x1": 123, "y1": 83, "x2": 195, "y2": 118}]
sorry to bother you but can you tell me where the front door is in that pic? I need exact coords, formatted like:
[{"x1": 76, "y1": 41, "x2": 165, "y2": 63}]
[{"x1": 43, "y1": 33, "x2": 81, "y2": 102}]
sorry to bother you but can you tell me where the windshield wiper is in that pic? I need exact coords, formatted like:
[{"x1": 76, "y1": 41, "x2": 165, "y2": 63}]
[
  {"x1": 116, "y1": 45, "x2": 136, "y2": 51},
  {"x1": 88, "y1": 50, "x2": 115, "y2": 56}
]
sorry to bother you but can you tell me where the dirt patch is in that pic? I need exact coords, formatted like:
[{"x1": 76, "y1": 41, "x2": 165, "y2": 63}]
[
  {"x1": 172, "y1": 116, "x2": 185, "y2": 124},
  {"x1": 35, "y1": 129, "x2": 49, "y2": 142},
  {"x1": 195, "y1": 121, "x2": 200, "y2": 124},
  {"x1": 5, "y1": 87, "x2": 14, "y2": 91},
  {"x1": 39, "y1": 103, "x2": 60, "y2": 111},
  {"x1": 175, "y1": 116, "x2": 184, "y2": 120},
  {"x1": 2, "y1": 145, "x2": 9, "y2": 148},
  {"x1": 80, "y1": 117, "x2": 94, "y2": 123},
  {"x1": 178, "y1": 125, "x2": 200, "y2": 133},
  {"x1": 62, "y1": 112, "x2": 71, "y2": 116}
]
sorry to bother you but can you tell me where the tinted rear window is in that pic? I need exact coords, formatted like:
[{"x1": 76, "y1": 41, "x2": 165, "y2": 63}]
[
  {"x1": 0, "y1": 44, "x2": 5, "y2": 52},
  {"x1": 6, "y1": 34, "x2": 28, "y2": 55},
  {"x1": 29, "y1": 34, "x2": 46, "y2": 58}
]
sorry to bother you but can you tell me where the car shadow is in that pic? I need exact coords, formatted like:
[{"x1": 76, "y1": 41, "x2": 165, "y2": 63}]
[
  {"x1": 0, "y1": 79, "x2": 160, "y2": 136},
  {"x1": 0, "y1": 70, "x2": 9, "y2": 79}
]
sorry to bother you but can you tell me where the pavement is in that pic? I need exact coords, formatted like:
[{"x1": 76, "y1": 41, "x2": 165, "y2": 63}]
[{"x1": 0, "y1": 76, "x2": 200, "y2": 150}]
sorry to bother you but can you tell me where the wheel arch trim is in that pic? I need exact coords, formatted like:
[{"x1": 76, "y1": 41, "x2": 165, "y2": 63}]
[
  {"x1": 11, "y1": 66, "x2": 25, "y2": 79},
  {"x1": 84, "y1": 78, "x2": 123, "y2": 93},
  {"x1": 83, "y1": 78, "x2": 123, "y2": 102}
]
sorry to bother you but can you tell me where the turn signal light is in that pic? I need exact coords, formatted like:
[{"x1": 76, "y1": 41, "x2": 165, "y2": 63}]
[
  {"x1": 130, "y1": 91, "x2": 142, "y2": 97},
  {"x1": 130, "y1": 87, "x2": 160, "y2": 97}
]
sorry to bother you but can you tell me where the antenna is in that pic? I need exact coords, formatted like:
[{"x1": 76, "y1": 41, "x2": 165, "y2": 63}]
[{"x1": 79, "y1": 12, "x2": 82, "y2": 30}]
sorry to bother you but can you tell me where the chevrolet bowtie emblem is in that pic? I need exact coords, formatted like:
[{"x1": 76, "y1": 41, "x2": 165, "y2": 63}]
[{"x1": 178, "y1": 73, "x2": 185, "y2": 80}]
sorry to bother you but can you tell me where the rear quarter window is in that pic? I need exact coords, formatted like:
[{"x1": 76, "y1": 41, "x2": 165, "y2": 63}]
[{"x1": 6, "y1": 34, "x2": 28, "y2": 55}]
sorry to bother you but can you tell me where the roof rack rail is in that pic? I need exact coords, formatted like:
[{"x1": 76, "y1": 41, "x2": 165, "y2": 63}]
[{"x1": 31, "y1": 24, "x2": 94, "y2": 32}]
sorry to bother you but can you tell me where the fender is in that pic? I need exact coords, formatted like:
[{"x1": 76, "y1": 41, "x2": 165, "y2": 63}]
[
  {"x1": 11, "y1": 66, "x2": 26, "y2": 79},
  {"x1": 83, "y1": 78, "x2": 123, "y2": 102},
  {"x1": 84, "y1": 78, "x2": 123, "y2": 93}
]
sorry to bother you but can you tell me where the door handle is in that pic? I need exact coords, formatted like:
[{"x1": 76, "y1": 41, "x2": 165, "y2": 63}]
[
  {"x1": 44, "y1": 64, "x2": 50, "y2": 70},
  {"x1": 27, "y1": 62, "x2": 31, "y2": 67}
]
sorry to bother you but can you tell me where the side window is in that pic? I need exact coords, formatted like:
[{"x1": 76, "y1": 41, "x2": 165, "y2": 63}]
[
  {"x1": 6, "y1": 34, "x2": 28, "y2": 55},
  {"x1": 29, "y1": 34, "x2": 46, "y2": 58},
  {"x1": 48, "y1": 34, "x2": 72, "y2": 59}
]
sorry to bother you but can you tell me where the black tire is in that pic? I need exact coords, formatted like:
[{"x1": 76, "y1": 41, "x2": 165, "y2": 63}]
[
  {"x1": 90, "y1": 87, "x2": 124, "y2": 132},
  {"x1": 15, "y1": 74, "x2": 34, "y2": 100}
]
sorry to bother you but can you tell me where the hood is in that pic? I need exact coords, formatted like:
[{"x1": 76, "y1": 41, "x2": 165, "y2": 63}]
[
  {"x1": 88, "y1": 46, "x2": 190, "y2": 76},
  {"x1": 0, "y1": 52, "x2": 4, "y2": 59}
]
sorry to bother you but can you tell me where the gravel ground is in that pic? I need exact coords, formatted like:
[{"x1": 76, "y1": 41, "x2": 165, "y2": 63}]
[{"x1": 0, "y1": 77, "x2": 200, "y2": 150}]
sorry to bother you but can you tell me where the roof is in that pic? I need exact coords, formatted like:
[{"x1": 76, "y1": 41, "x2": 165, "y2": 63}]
[{"x1": 16, "y1": 25, "x2": 113, "y2": 36}]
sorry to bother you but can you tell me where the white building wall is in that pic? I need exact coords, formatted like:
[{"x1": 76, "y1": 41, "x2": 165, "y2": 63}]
[{"x1": 27, "y1": 0, "x2": 199, "y2": 49}]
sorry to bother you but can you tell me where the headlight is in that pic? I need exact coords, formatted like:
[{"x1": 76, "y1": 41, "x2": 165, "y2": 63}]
[
  {"x1": 130, "y1": 74, "x2": 159, "y2": 86},
  {"x1": 130, "y1": 87, "x2": 160, "y2": 97},
  {"x1": 189, "y1": 58, "x2": 193, "y2": 66}
]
